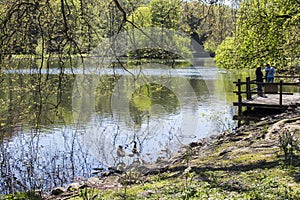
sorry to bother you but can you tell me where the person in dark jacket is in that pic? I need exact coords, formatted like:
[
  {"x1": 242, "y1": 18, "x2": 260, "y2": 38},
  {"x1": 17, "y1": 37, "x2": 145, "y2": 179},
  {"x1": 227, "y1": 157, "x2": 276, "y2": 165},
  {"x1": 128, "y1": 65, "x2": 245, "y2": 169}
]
[
  {"x1": 264, "y1": 64, "x2": 270, "y2": 82},
  {"x1": 256, "y1": 66, "x2": 264, "y2": 96}
]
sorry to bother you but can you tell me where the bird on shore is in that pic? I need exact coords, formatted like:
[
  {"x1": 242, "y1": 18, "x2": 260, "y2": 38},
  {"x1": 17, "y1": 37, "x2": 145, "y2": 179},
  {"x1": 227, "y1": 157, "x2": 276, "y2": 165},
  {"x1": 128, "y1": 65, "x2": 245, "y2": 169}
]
[
  {"x1": 117, "y1": 145, "x2": 125, "y2": 157},
  {"x1": 132, "y1": 141, "x2": 140, "y2": 155}
]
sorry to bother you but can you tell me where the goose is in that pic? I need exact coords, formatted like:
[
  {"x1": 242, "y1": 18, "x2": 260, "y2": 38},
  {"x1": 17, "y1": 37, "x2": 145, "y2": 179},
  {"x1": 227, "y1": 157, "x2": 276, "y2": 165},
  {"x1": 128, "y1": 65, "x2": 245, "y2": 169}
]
[
  {"x1": 132, "y1": 141, "x2": 140, "y2": 155},
  {"x1": 117, "y1": 145, "x2": 125, "y2": 157}
]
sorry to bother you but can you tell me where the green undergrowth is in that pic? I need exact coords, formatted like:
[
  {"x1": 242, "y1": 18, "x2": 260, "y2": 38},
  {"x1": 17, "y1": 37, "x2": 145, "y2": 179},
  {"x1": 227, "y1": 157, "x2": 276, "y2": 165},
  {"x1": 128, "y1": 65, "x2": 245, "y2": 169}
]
[
  {"x1": 71, "y1": 167, "x2": 300, "y2": 200},
  {"x1": 73, "y1": 132, "x2": 300, "y2": 200},
  {"x1": 2, "y1": 158, "x2": 300, "y2": 200},
  {"x1": 1, "y1": 191, "x2": 41, "y2": 200},
  {"x1": 2, "y1": 165, "x2": 300, "y2": 200}
]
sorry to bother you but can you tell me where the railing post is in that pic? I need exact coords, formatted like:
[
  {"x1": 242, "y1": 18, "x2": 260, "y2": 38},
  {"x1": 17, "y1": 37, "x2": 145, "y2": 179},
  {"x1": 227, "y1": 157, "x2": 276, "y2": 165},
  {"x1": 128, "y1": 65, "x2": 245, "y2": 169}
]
[
  {"x1": 237, "y1": 79, "x2": 242, "y2": 116},
  {"x1": 246, "y1": 77, "x2": 251, "y2": 100},
  {"x1": 279, "y1": 80, "x2": 283, "y2": 106}
]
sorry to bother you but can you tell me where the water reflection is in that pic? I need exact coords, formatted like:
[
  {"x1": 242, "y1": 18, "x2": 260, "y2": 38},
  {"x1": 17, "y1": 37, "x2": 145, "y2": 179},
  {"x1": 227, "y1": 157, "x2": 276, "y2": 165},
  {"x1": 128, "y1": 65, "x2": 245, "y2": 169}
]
[{"x1": 0, "y1": 59, "x2": 244, "y2": 193}]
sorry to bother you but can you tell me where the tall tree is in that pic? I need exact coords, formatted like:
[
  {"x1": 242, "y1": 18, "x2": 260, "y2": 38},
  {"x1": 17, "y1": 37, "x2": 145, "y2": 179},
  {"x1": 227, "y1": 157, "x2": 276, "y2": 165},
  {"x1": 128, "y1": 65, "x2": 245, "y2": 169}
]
[
  {"x1": 215, "y1": 0, "x2": 300, "y2": 69},
  {"x1": 149, "y1": 0, "x2": 181, "y2": 29},
  {"x1": 180, "y1": 1, "x2": 236, "y2": 55}
]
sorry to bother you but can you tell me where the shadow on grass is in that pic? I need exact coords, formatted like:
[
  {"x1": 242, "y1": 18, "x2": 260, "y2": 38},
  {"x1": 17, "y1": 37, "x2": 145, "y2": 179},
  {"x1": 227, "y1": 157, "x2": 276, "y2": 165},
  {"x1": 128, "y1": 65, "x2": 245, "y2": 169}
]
[
  {"x1": 145, "y1": 159, "x2": 280, "y2": 193},
  {"x1": 145, "y1": 155, "x2": 300, "y2": 193},
  {"x1": 146, "y1": 159, "x2": 280, "y2": 176}
]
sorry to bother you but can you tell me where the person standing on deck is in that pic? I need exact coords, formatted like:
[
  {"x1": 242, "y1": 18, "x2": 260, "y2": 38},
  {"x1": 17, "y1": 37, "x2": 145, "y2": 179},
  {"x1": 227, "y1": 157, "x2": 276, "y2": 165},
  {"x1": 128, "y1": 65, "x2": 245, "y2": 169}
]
[
  {"x1": 265, "y1": 64, "x2": 275, "y2": 83},
  {"x1": 256, "y1": 66, "x2": 264, "y2": 96},
  {"x1": 265, "y1": 64, "x2": 270, "y2": 81}
]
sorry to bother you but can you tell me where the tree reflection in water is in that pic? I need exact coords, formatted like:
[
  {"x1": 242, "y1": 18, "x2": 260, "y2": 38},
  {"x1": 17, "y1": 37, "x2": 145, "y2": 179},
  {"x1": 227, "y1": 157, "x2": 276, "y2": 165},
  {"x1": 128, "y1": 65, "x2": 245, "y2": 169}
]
[{"x1": 0, "y1": 59, "x2": 236, "y2": 194}]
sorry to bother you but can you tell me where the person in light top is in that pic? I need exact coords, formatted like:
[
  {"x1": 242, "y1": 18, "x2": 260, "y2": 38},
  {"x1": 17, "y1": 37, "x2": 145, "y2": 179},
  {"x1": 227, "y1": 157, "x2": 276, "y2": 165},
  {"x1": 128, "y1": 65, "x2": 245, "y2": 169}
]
[{"x1": 265, "y1": 64, "x2": 275, "y2": 83}]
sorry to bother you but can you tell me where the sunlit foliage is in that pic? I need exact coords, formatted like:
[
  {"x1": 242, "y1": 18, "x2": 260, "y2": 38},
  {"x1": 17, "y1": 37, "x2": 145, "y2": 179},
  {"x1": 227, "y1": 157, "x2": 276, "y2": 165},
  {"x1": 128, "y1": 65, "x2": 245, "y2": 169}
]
[{"x1": 215, "y1": 0, "x2": 300, "y2": 69}]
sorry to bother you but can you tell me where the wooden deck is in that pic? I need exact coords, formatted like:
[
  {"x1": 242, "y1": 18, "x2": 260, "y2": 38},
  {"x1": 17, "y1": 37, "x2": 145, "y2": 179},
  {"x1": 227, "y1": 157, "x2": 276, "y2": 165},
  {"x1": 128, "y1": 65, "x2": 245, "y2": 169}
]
[
  {"x1": 233, "y1": 76, "x2": 300, "y2": 124},
  {"x1": 233, "y1": 93, "x2": 300, "y2": 109}
]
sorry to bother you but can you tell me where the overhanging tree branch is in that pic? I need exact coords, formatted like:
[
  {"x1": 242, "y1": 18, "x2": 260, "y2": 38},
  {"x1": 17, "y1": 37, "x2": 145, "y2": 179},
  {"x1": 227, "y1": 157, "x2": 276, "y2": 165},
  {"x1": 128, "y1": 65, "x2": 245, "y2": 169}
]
[{"x1": 112, "y1": 0, "x2": 127, "y2": 23}]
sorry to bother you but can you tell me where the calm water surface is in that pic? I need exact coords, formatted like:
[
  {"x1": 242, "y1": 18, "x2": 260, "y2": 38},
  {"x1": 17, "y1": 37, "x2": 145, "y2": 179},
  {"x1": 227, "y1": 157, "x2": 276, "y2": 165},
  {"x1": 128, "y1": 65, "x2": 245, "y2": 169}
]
[{"x1": 0, "y1": 58, "x2": 252, "y2": 193}]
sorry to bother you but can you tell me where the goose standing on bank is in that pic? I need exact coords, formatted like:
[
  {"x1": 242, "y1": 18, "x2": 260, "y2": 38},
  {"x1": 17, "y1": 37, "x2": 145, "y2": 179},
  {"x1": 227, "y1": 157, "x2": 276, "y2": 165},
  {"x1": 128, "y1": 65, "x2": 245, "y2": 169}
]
[{"x1": 132, "y1": 141, "x2": 140, "y2": 155}]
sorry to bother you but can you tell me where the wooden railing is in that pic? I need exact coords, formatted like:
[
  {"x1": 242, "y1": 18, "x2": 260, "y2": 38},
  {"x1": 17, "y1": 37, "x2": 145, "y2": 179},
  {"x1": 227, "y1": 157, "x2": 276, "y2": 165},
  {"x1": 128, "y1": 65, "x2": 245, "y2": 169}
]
[{"x1": 233, "y1": 76, "x2": 300, "y2": 116}]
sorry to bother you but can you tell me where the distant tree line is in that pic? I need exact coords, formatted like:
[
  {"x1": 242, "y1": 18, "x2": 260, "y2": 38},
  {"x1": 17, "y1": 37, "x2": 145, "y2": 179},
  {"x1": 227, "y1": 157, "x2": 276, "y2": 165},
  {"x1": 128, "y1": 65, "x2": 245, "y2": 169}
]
[
  {"x1": 1, "y1": 0, "x2": 297, "y2": 69},
  {"x1": 0, "y1": 0, "x2": 236, "y2": 61}
]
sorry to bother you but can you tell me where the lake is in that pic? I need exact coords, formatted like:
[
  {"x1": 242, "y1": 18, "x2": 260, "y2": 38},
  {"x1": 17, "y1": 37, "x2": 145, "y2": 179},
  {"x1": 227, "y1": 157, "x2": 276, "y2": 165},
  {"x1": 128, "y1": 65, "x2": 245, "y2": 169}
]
[{"x1": 0, "y1": 57, "x2": 252, "y2": 193}]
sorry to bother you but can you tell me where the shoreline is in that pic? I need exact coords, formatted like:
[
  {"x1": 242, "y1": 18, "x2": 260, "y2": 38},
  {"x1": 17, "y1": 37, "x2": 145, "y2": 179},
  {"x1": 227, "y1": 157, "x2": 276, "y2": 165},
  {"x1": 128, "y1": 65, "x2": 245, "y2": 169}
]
[{"x1": 35, "y1": 107, "x2": 300, "y2": 199}]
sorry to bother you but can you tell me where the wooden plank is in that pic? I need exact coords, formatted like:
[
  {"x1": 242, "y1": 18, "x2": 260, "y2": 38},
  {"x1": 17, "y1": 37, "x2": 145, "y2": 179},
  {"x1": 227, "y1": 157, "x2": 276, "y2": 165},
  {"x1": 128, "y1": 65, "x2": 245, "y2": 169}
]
[
  {"x1": 233, "y1": 91, "x2": 294, "y2": 95},
  {"x1": 265, "y1": 84, "x2": 278, "y2": 93},
  {"x1": 246, "y1": 94, "x2": 299, "y2": 105},
  {"x1": 233, "y1": 93, "x2": 300, "y2": 109},
  {"x1": 233, "y1": 103, "x2": 290, "y2": 110},
  {"x1": 233, "y1": 81, "x2": 299, "y2": 86}
]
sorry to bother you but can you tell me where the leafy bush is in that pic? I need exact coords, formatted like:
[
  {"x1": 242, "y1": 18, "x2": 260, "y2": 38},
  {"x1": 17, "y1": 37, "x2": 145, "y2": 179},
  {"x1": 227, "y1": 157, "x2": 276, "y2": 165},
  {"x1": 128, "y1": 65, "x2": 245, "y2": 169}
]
[{"x1": 279, "y1": 128, "x2": 300, "y2": 163}]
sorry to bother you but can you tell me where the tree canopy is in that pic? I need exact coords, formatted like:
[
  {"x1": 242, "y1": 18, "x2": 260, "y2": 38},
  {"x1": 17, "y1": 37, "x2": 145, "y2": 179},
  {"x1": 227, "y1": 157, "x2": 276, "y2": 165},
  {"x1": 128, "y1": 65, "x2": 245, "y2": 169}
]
[
  {"x1": 0, "y1": 0, "x2": 236, "y2": 63},
  {"x1": 0, "y1": 0, "x2": 297, "y2": 69},
  {"x1": 215, "y1": 0, "x2": 300, "y2": 69}
]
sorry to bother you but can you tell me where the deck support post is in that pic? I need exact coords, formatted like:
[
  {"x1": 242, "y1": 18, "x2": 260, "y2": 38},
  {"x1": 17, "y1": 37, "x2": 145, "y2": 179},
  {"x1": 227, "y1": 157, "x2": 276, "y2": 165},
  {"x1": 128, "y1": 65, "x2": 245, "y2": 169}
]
[
  {"x1": 246, "y1": 77, "x2": 251, "y2": 100},
  {"x1": 237, "y1": 79, "x2": 242, "y2": 116},
  {"x1": 279, "y1": 80, "x2": 283, "y2": 107},
  {"x1": 246, "y1": 77, "x2": 252, "y2": 112}
]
